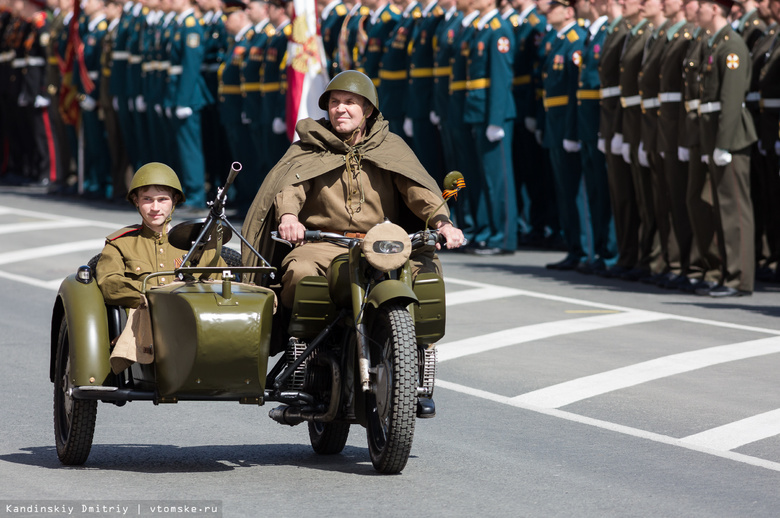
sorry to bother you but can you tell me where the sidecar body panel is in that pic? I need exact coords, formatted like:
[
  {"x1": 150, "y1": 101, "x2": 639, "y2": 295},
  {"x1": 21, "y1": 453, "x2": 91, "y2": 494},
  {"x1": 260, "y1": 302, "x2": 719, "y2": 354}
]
[
  {"x1": 147, "y1": 282, "x2": 274, "y2": 397},
  {"x1": 411, "y1": 273, "x2": 446, "y2": 345}
]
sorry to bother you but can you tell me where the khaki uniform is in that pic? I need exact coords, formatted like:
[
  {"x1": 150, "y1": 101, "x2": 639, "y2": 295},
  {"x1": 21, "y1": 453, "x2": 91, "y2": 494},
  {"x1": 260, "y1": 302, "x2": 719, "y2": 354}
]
[
  {"x1": 96, "y1": 223, "x2": 225, "y2": 308},
  {"x1": 699, "y1": 24, "x2": 757, "y2": 292}
]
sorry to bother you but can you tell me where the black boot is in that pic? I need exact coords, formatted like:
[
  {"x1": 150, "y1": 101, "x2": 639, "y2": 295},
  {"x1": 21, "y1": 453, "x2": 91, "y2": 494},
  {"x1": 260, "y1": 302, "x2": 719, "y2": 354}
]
[{"x1": 417, "y1": 397, "x2": 436, "y2": 418}]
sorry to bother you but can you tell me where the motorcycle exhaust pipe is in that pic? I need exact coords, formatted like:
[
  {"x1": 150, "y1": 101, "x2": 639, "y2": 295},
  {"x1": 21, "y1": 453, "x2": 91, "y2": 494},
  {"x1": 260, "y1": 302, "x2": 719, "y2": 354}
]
[{"x1": 268, "y1": 354, "x2": 342, "y2": 425}]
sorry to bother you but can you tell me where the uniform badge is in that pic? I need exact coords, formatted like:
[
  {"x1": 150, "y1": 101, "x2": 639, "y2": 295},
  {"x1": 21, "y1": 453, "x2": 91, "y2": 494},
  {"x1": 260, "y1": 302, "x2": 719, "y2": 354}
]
[
  {"x1": 478, "y1": 41, "x2": 485, "y2": 57},
  {"x1": 572, "y1": 50, "x2": 582, "y2": 66},
  {"x1": 497, "y1": 36, "x2": 510, "y2": 53},
  {"x1": 726, "y1": 53, "x2": 740, "y2": 69},
  {"x1": 187, "y1": 33, "x2": 200, "y2": 48},
  {"x1": 448, "y1": 29, "x2": 454, "y2": 44},
  {"x1": 40, "y1": 32, "x2": 50, "y2": 46},
  {"x1": 593, "y1": 43, "x2": 600, "y2": 59}
]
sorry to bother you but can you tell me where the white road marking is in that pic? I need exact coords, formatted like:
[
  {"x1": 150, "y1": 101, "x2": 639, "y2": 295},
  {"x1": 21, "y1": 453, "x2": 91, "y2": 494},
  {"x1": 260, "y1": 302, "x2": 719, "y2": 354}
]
[
  {"x1": 437, "y1": 310, "x2": 666, "y2": 362},
  {"x1": 680, "y1": 409, "x2": 780, "y2": 451},
  {"x1": 0, "y1": 269, "x2": 63, "y2": 290},
  {"x1": 0, "y1": 205, "x2": 120, "y2": 229},
  {"x1": 0, "y1": 219, "x2": 84, "y2": 235},
  {"x1": 436, "y1": 379, "x2": 780, "y2": 473},
  {"x1": 511, "y1": 336, "x2": 780, "y2": 408},
  {"x1": 0, "y1": 239, "x2": 104, "y2": 265}
]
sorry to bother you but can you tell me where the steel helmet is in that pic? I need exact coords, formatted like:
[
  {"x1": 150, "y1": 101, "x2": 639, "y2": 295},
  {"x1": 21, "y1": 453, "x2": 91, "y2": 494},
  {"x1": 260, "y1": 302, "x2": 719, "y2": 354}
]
[
  {"x1": 318, "y1": 70, "x2": 379, "y2": 114},
  {"x1": 126, "y1": 162, "x2": 185, "y2": 204}
]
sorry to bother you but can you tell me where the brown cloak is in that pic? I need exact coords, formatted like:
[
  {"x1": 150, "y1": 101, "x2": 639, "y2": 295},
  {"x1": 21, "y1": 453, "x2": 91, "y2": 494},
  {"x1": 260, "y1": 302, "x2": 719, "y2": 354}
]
[{"x1": 240, "y1": 115, "x2": 449, "y2": 284}]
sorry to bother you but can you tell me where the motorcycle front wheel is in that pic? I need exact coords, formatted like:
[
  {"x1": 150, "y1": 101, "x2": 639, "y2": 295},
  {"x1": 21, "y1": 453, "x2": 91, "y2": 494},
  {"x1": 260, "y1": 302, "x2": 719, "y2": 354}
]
[{"x1": 365, "y1": 303, "x2": 416, "y2": 474}]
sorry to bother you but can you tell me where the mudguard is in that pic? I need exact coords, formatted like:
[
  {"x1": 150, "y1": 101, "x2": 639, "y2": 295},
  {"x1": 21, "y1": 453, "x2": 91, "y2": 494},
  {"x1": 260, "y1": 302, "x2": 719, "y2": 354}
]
[
  {"x1": 365, "y1": 280, "x2": 418, "y2": 309},
  {"x1": 50, "y1": 274, "x2": 111, "y2": 386}
]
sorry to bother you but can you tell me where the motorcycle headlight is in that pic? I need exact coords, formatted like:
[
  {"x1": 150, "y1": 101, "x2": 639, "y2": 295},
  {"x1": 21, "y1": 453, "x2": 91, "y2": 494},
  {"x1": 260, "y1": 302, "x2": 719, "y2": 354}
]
[{"x1": 362, "y1": 222, "x2": 412, "y2": 272}]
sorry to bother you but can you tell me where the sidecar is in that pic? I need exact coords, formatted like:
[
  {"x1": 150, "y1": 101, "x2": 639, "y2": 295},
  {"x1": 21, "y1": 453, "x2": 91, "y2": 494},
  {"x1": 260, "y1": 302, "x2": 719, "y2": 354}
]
[{"x1": 49, "y1": 237, "x2": 276, "y2": 465}]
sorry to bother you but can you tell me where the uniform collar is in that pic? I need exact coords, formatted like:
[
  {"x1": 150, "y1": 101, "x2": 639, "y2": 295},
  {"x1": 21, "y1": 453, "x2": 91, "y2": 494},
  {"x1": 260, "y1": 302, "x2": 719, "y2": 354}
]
[
  {"x1": 235, "y1": 22, "x2": 253, "y2": 41},
  {"x1": 108, "y1": 17, "x2": 120, "y2": 31},
  {"x1": 707, "y1": 23, "x2": 728, "y2": 47},
  {"x1": 477, "y1": 8, "x2": 498, "y2": 30},
  {"x1": 176, "y1": 8, "x2": 194, "y2": 25},
  {"x1": 123, "y1": 1, "x2": 133, "y2": 13},
  {"x1": 556, "y1": 19, "x2": 577, "y2": 38},
  {"x1": 255, "y1": 18, "x2": 269, "y2": 32},
  {"x1": 421, "y1": 0, "x2": 438, "y2": 17},
  {"x1": 402, "y1": 1, "x2": 419, "y2": 18},
  {"x1": 462, "y1": 9, "x2": 479, "y2": 27},
  {"x1": 501, "y1": 7, "x2": 515, "y2": 20},
  {"x1": 607, "y1": 14, "x2": 622, "y2": 32},
  {"x1": 275, "y1": 19, "x2": 290, "y2": 31},
  {"x1": 132, "y1": 2, "x2": 143, "y2": 16},
  {"x1": 88, "y1": 13, "x2": 106, "y2": 32},
  {"x1": 445, "y1": 5, "x2": 457, "y2": 21},
  {"x1": 737, "y1": 7, "x2": 756, "y2": 32},
  {"x1": 630, "y1": 18, "x2": 647, "y2": 36},
  {"x1": 589, "y1": 15, "x2": 607, "y2": 36},
  {"x1": 370, "y1": 3, "x2": 389, "y2": 24},
  {"x1": 163, "y1": 11, "x2": 177, "y2": 27},
  {"x1": 321, "y1": 0, "x2": 341, "y2": 20},
  {"x1": 666, "y1": 18, "x2": 686, "y2": 40},
  {"x1": 517, "y1": 4, "x2": 535, "y2": 21}
]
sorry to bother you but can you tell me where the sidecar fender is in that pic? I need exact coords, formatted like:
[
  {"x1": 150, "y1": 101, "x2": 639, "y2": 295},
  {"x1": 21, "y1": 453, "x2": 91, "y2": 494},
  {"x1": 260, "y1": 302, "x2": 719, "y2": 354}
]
[
  {"x1": 50, "y1": 274, "x2": 111, "y2": 386},
  {"x1": 366, "y1": 280, "x2": 418, "y2": 309}
]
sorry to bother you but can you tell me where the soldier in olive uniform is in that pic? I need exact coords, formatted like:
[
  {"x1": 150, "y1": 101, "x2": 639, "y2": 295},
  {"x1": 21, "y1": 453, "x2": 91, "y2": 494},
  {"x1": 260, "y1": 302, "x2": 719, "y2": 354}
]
[
  {"x1": 695, "y1": 0, "x2": 757, "y2": 296},
  {"x1": 541, "y1": 0, "x2": 587, "y2": 267},
  {"x1": 735, "y1": 0, "x2": 766, "y2": 49},
  {"x1": 319, "y1": 0, "x2": 348, "y2": 76},
  {"x1": 463, "y1": 0, "x2": 517, "y2": 255}
]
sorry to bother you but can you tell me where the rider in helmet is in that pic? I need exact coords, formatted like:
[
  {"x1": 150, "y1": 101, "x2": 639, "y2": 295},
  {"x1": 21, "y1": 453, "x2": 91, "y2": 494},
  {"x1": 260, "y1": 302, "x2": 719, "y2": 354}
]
[{"x1": 96, "y1": 163, "x2": 226, "y2": 308}]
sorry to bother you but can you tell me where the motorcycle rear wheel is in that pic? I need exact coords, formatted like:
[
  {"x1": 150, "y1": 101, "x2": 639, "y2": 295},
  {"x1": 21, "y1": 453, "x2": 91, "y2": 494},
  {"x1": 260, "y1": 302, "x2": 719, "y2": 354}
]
[
  {"x1": 365, "y1": 303, "x2": 416, "y2": 474},
  {"x1": 53, "y1": 317, "x2": 97, "y2": 465},
  {"x1": 308, "y1": 421, "x2": 351, "y2": 454}
]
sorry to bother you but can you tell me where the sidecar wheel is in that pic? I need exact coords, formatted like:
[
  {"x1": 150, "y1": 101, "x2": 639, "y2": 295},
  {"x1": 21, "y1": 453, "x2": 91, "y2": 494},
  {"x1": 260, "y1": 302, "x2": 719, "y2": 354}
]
[
  {"x1": 365, "y1": 304, "x2": 416, "y2": 474},
  {"x1": 53, "y1": 317, "x2": 97, "y2": 465},
  {"x1": 308, "y1": 421, "x2": 351, "y2": 454}
]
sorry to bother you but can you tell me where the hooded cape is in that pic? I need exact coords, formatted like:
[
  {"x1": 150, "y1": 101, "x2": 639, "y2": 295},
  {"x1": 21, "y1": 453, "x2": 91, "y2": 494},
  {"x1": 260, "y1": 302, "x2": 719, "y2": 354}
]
[{"x1": 240, "y1": 115, "x2": 448, "y2": 284}]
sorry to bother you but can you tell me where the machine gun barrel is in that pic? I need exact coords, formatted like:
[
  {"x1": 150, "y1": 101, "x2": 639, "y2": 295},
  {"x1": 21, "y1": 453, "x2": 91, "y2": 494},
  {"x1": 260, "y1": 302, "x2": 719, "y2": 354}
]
[{"x1": 212, "y1": 162, "x2": 242, "y2": 215}]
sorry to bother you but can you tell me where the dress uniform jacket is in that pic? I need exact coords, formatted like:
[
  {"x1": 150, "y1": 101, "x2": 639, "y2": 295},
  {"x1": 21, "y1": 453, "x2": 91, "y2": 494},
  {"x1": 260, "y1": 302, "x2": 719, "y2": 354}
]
[
  {"x1": 242, "y1": 19, "x2": 274, "y2": 177},
  {"x1": 357, "y1": 3, "x2": 401, "y2": 86},
  {"x1": 699, "y1": 24, "x2": 756, "y2": 292},
  {"x1": 431, "y1": 8, "x2": 461, "y2": 125},
  {"x1": 127, "y1": 4, "x2": 149, "y2": 165},
  {"x1": 97, "y1": 223, "x2": 225, "y2": 308},
  {"x1": 100, "y1": 18, "x2": 128, "y2": 200},
  {"x1": 320, "y1": 0, "x2": 348, "y2": 77},
  {"x1": 109, "y1": 4, "x2": 138, "y2": 171},
  {"x1": 512, "y1": 6, "x2": 546, "y2": 125},
  {"x1": 336, "y1": 3, "x2": 369, "y2": 71},
  {"x1": 260, "y1": 20, "x2": 291, "y2": 167},
  {"x1": 200, "y1": 9, "x2": 229, "y2": 197},
  {"x1": 735, "y1": 8, "x2": 766, "y2": 51},
  {"x1": 378, "y1": 2, "x2": 419, "y2": 130}
]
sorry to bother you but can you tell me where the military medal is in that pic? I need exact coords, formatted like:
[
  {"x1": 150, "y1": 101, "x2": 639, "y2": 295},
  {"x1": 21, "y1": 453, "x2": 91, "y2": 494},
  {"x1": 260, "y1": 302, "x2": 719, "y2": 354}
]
[
  {"x1": 478, "y1": 41, "x2": 485, "y2": 56},
  {"x1": 726, "y1": 53, "x2": 739, "y2": 69},
  {"x1": 572, "y1": 50, "x2": 582, "y2": 66},
  {"x1": 593, "y1": 43, "x2": 600, "y2": 59},
  {"x1": 497, "y1": 36, "x2": 510, "y2": 53}
]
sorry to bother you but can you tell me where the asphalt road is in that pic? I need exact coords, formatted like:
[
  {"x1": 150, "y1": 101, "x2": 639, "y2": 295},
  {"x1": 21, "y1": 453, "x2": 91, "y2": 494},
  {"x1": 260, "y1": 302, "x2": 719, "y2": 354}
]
[{"x1": 1, "y1": 189, "x2": 779, "y2": 518}]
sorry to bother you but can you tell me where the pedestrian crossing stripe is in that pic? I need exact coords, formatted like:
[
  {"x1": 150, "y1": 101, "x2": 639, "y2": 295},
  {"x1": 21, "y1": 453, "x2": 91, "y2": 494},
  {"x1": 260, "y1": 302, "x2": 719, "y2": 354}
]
[{"x1": 726, "y1": 53, "x2": 739, "y2": 69}]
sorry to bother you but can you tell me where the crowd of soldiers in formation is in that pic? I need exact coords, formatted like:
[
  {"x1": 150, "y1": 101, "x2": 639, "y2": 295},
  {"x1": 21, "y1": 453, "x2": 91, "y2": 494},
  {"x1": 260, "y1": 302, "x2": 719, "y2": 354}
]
[{"x1": 1, "y1": 0, "x2": 779, "y2": 293}]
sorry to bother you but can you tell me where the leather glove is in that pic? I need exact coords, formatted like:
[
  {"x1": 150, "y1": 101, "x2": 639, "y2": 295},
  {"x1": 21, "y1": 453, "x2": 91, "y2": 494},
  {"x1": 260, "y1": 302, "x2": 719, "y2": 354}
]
[
  {"x1": 80, "y1": 95, "x2": 97, "y2": 111},
  {"x1": 272, "y1": 117, "x2": 287, "y2": 135},
  {"x1": 128, "y1": 98, "x2": 135, "y2": 112},
  {"x1": 638, "y1": 141, "x2": 649, "y2": 167},
  {"x1": 165, "y1": 106, "x2": 172, "y2": 118},
  {"x1": 34, "y1": 95, "x2": 50, "y2": 108},
  {"x1": 524, "y1": 117, "x2": 537, "y2": 133},
  {"x1": 112, "y1": 96, "x2": 119, "y2": 111},
  {"x1": 701, "y1": 154, "x2": 710, "y2": 165},
  {"x1": 175, "y1": 106, "x2": 193, "y2": 119},
  {"x1": 775, "y1": 140, "x2": 780, "y2": 157},
  {"x1": 534, "y1": 129, "x2": 543, "y2": 146},
  {"x1": 597, "y1": 138, "x2": 606, "y2": 154},
  {"x1": 429, "y1": 110, "x2": 440, "y2": 126},
  {"x1": 403, "y1": 117, "x2": 413, "y2": 138},
  {"x1": 611, "y1": 133, "x2": 624, "y2": 155},
  {"x1": 486, "y1": 124, "x2": 505, "y2": 142},
  {"x1": 678, "y1": 146, "x2": 690, "y2": 162},
  {"x1": 713, "y1": 147, "x2": 732, "y2": 166},
  {"x1": 563, "y1": 139, "x2": 581, "y2": 153},
  {"x1": 241, "y1": 111, "x2": 251, "y2": 125},
  {"x1": 154, "y1": 104, "x2": 162, "y2": 116},
  {"x1": 758, "y1": 140, "x2": 767, "y2": 156},
  {"x1": 621, "y1": 142, "x2": 631, "y2": 164}
]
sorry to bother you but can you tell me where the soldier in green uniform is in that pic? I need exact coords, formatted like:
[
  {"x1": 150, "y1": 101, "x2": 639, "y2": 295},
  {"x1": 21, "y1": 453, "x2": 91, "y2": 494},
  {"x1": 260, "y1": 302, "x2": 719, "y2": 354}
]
[
  {"x1": 377, "y1": 0, "x2": 418, "y2": 138},
  {"x1": 101, "y1": 0, "x2": 129, "y2": 200},
  {"x1": 319, "y1": 0, "x2": 348, "y2": 76},
  {"x1": 356, "y1": 0, "x2": 401, "y2": 87},
  {"x1": 541, "y1": 0, "x2": 586, "y2": 267},
  {"x1": 97, "y1": 162, "x2": 225, "y2": 308},
  {"x1": 126, "y1": 0, "x2": 149, "y2": 168},
  {"x1": 260, "y1": 0, "x2": 291, "y2": 165},
  {"x1": 463, "y1": 0, "x2": 517, "y2": 255},
  {"x1": 218, "y1": 0, "x2": 255, "y2": 212},
  {"x1": 336, "y1": 1, "x2": 369, "y2": 71},
  {"x1": 108, "y1": 0, "x2": 136, "y2": 175},
  {"x1": 695, "y1": 0, "x2": 757, "y2": 296}
]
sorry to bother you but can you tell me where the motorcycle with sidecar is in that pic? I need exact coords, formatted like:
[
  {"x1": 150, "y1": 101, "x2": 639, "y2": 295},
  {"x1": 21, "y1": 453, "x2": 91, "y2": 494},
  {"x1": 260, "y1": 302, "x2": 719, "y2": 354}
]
[{"x1": 49, "y1": 165, "x2": 463, "y2": 474}]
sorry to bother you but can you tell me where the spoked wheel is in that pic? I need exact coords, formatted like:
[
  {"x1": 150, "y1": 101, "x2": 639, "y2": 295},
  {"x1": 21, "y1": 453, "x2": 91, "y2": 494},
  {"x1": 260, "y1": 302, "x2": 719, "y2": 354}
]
[
  {"x1": 53, "y1": 317, "x2": 97, "y2": 465},
  {"x1": 308, "y1": 421, "x2": 351, "y2": 454},
  {"x1": 365, "y1": 303, "x2": 416, "y2": 474}
]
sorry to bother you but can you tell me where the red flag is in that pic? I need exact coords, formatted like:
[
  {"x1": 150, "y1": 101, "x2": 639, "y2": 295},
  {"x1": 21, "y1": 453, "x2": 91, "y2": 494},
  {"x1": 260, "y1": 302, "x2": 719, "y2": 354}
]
[
  {"x1": 58, "y1": 2, "x2": 94, "y2": 124},
  {"x1": 285, "y1": 0, "x2": 330, "y2": 141}
]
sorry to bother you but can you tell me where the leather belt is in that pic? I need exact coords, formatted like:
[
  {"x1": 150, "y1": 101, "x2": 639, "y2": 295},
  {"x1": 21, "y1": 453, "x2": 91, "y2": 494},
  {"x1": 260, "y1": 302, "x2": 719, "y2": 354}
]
[
  {"x1": 379, "y1": 69, "x2": 407, "y2": 80},
  {"x1": 760, "y1": 98, "x2": 780, "y2": 109},
  {"x1": 513, "y1": 74, "x2": 531, "y2": 86},
  {"x1": 543, "y1": 95, "x2": 569, "y2": 108},
  {"x1": 746, "y1": 92, "x2": 760, "y2": 102},
  {"x1": 576, "y1": 89, "x2": 600, "y2": 100},
  {"x1": 112, "y1": 51, "x2": 130, "y2": 60},
  {"x1": 600, "y1": 86, "x2": 621, "y2": 98},
  {"x1": 658, "y1": 92, "x2": 682, "y2": 103},
  {"x1": 641, "y1": 97, "x2": 660, "y2": 109},
  {"x1": 466, "y1": 78, "x2": 490, "y2": 90},
  {"x1": 433, "y1": 66, "x2": 451, "y2": 76},
  {"x1": 409, "y1": 67, "x2": 434, "y2": 78},
  {"x1": 698, "y1": 101, "x2": 721, "y2": 114},
  {"x1": 620, "y1": 95, "x2": 641, "y2": 108},
  {"x1": 685, "y1": 99, "x2": 700, "y2": 112},
  {"x1": 168, "y1": 65, "x2": 183, "y2": 75},
  {"x1": 450, "y1": 80, "x2": 467, "y2": 92}
]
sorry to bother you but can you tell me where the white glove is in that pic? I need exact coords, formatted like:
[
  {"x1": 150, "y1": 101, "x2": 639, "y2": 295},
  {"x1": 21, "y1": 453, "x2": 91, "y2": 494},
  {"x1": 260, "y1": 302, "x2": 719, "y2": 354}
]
[
  {"x1": 272, "y1": 117, "x2": 287, "y2": 135},
  {"x1": 135, "y1": 95, "x2": 146, "y2": 112},
  {"x1": 154, "y1": 104, "x2": 162, "y2": 116},
  {"x1": 17, "y1": 94, "x2": 29, "y2": 107},
  {"x1": 758, "y1": 139, "x2": 767, "y2": 156},
  {"x1": 80, "y1": 95, "x2": 97, "y2": 111},
  {"x1": 175, "y1": 106, "x2": 193, "y2": 119},
  {"x1": 241, "y1": 111, "x2": 251, "y2": 125},
  {"x1": 660, "y1": 151, "x2": 665, "y2": 159},
  {"x1": 678, "y1": 146, "x2": 690, "y2": 162},
  {"x1": 638, "y1": 141, "x2": 649, "y2": 167},
  {"x1": 775, "y1": 140, "x2": 780, "y2": 156},
  {"x1": 534, "y1": 129, "x2": 543, "y2": 145},
  {"x1": 403, "y1": 117, "x2": 413, "y2": 138},
  {"x1": 713, "y1": 147, "x2": 732, "y2": 166},
  {"x1": 165, "y1": 106, "x2": 172, "y2": 118},
  {"x1": 621, "y1": 142, "x2": 631, "y2": 164},
  {"x1": 701, "y1": 154, "x2": 710, "y2": 164},
  {"x1": 429, "y1": 111, "x2": 440, "y2": 126},
  {"x1": 486, "y1": 124, "x2": 505, "y2": 142},
  {"x1": 524, "y1": 117, "x2": 537, "y2": 133},
  {"x1": 611, "y1": 133, "x2": 624, "y2": 155},
  {"x1": 597, "y1": 138, "x2": 606, "y2": 154},
  {"x1": 128, "y1": 98, "x2": 135, "y2": 112},
  {"x1": 34, "y1": 95, "x2": 50, "y2": 108},
  {"x1": 563, "y1": 139, "x2": 581, "y2": 153},
  {"x1": 112, "y1": 96, "x2": 119, "y2": 111}
]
